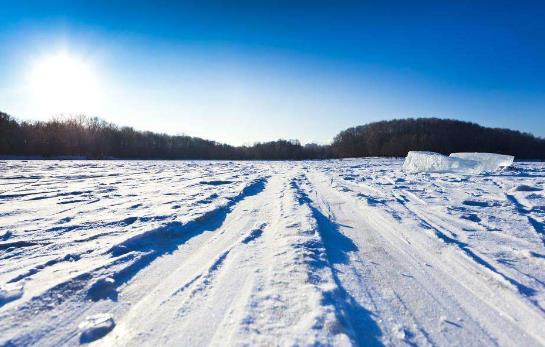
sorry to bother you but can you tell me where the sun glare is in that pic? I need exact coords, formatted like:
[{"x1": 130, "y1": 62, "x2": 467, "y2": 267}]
[{"x1": 29, "y1": 52, "x2": 100, "y2": 115}]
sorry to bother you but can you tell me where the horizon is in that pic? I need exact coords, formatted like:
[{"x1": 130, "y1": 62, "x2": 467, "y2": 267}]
[
  {"x1": 3, "y1": 111, "x2": 545, "y2": 147},
  {"x1": 1, "y1": 1, "x2": 545, "y2": 145}
]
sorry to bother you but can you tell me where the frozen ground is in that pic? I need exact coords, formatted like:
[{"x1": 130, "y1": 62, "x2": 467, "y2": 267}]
[{"x1": 1, "y1": 159, "x2": 544, "y2": 346}]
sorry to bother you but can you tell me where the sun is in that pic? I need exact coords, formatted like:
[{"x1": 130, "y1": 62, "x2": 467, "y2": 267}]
[{"x1": 29, "y1": 52, "x2": 100, "y2": 115}]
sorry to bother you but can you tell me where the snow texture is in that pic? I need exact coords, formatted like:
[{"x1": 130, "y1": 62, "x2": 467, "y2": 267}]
[
  {"x1": 78, "y1": 313, "x2": 115, "y2": 343},
  {"x1": 1, "y1": 159, "x2": 544, "y2": 346},
  {"x1": 0, "y1": 283, "x2": 23, "y2": 305}
]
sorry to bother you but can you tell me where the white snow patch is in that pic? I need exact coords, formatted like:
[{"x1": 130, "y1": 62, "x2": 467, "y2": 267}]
[
  {"x1": 0, "y1": 283, "x2": 23, "y2": 305},
  {"x1": 391, "y1": 324, "x2": 408, "y2": 341},
  {"x1": 78, "y1": 313, "x2": 115, "y2": 343},
  {"x1": 87, "y1": 277, "x2": 116, "y2": 300}
]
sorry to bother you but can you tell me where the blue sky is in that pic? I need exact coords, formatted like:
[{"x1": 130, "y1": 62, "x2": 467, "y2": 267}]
[{"x1": 1, "y1": 1, "x2": 544, "y2": 145}]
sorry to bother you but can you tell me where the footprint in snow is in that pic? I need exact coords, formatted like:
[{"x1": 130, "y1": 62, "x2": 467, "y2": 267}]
[
  {"x1": 87, "y1": 277, "x2": 117, "y2": 301},
  {"x1": 1, "y1": 230, "x2": 12, "y2": 240},
  {"x1": 241, "y1": 226, "x2": 265, "y2": 244},
  {"x1": 461, "y1": 213, "x2": 482, "y2": 223},
  {"x1": 199, "y1": 180, "x2": 233, "y2": 186},
  {"x1": 514, "y1": 184, "x2": 542, "y2": 192},
  {"x1": 462, "y1": 200, "x2": 495, "y2": 208},
  {"x1": 120, "y1": 216, "x2": 138, "y2": 226}
]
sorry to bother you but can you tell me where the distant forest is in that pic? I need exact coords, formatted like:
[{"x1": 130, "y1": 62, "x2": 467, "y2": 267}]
[
  {"x1": 0, "y1": 112, "x2": 329, "y2": 160},
  {"x1": 1, "y1": 111, "x2": 545, "y2": 160},
  {"x1": 332, "y1": 118, "x2": 545, "y2": 159}
]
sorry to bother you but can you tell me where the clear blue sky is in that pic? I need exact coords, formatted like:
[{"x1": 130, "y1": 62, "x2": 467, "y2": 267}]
[{"x1": 1, "y1": 1, "x2": 544, "y2": 145}]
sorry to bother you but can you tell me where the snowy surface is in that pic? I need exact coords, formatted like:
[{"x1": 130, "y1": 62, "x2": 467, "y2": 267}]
[
  {"x1": 78, "y1": 313, "x2": 116, "y2": 343},
  {"x1": 1, "y1": 159, "x2": 545, "y2": 346}
]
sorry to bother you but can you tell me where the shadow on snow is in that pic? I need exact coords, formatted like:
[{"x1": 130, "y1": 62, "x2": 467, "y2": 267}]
[
  {"x1": 291, "y1": 178, "x2": 384, "y2": 347},
  {"x1": 107, "y1": 177, "x2": 268, "y2": 292}
]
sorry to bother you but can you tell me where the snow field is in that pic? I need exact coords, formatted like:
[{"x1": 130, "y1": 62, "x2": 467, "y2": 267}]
[{"x1": 1, "y1": 159, "x2": 544, "y2": 346}]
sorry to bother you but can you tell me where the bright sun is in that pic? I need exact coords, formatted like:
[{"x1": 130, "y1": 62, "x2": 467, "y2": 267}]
[{"x1": 29, "y1": 52, "x2": 100, "y2": 115}]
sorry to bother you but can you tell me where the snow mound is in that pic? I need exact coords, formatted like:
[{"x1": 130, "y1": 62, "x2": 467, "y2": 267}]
[
  {"x1": 0, "y1": 283, "x2": 23, "y2": 305},
  {"x1": 79, "y1": 313, "x2": 115, "y2": 343},
  {"x1": 404, "y1": 151, "x2": 514, "y2": 174},
  {"x1": 450, "y1": 152, "x2": 514, "y2": 171},
  {"x1": 87, "y1": 277, "x2": 116, "y2": 300},
  {"x1": 403, "y1": 151, "x2": 482, "y2": 174}
]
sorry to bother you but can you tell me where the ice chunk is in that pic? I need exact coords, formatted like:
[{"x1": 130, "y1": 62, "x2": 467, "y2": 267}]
[
  {"x1": 404, "y1": 151, "x2": 515, "y2": 174},
  {"x1": 449, "y1": 153, "x2": 514, "y2": 172},
  {"x1": 403, "y1": 151, "x2": 482, "y2": 174},
  {"x1": 79, "y1": 313, "x2": 115, "y2": 343}
]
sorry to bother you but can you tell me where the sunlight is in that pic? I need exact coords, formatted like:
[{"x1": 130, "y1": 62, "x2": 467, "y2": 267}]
[{"x1": 29, "y1": 51, "x2": 100, "y2": 115}]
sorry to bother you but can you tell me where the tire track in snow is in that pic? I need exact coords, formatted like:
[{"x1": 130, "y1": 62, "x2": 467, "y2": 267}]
[
  {"x1": 95, "y1": 178, "x2": 277, "y2": 346},
  {"x1": 355, "y1": 174, "x2": 545, "y2": 310},
  {"x1": 290, "y1": 176, "x2": 383, "y2": 346},
  {"x1": 227, "y1": 171, "x2": 357, "y2": 346},
  {"x1": 311, "y1": 169, "x2": 545, "y2": 346},
  {"x1": 105, "y1": 177, "x2": 268, "y2": 291},
  {"x1": 3, "y1": 161, "x2": 545, "y2": 346},
  {"x1": 298, "y1": 173, "x2": 453, "y2": 346},
  {"x1": 337, "y1": 171, "x2": 545, "y2": 305},
  {"x1": 0, "y1": 177, "x2": 268, "y2": 346}
]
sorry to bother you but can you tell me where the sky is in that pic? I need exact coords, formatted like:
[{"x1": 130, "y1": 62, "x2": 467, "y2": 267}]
[{"x1": 1, "y1": 0, "x2": 544, "y2": 145}]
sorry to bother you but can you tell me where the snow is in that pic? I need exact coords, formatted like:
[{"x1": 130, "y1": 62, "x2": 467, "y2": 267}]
[
  {"x1": 87, "y1": 277, "x2": 117, "y2": 301},
  {"x1": 0, "y1": 283, "x2": 23, "y2": 305},
  {"x1": 1, "y1": 159, "x2": 545, "y2": 346},
  {"x1": 78, "y1": 313, "x2": 116, "y2": 343}
]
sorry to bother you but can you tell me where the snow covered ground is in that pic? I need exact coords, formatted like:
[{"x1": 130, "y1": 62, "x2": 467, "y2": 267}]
[{"x1": 1, "y1": 159, "x2": 544, "y2": 346}]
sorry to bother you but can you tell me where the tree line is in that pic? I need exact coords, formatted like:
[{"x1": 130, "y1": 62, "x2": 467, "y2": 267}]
[
  {"x1": 331, "y1": 118, "x2": 545, "y2": 159},
  {"x1": 1, "y1": 111, "x2": 544, "y2": 160},
  {"x1": 0, "y1": 112, "x2": 330, "y2": 160}
]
